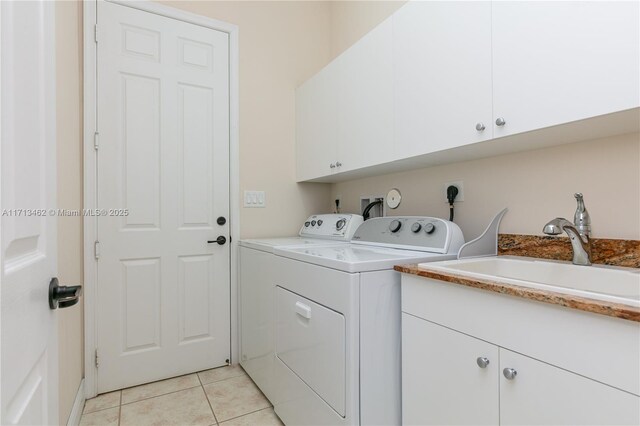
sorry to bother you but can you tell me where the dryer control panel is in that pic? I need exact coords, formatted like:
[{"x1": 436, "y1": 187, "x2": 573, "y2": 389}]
[
  {"x1": 299, "y1": 214, "x2": 364, "y2": 241},
  {"x1": 351, "y1": 216, "x2": 465, "y2": 254}
]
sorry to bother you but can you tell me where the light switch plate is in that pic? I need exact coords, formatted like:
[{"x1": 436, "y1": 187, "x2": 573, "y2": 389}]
[{"x1": 244, "y1": 190, "x2": 266, "y2": 208}]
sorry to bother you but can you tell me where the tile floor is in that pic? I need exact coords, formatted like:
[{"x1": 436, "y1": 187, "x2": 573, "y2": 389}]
[{"x1": 80, "y1": 365, "x2": 283, "y2": 426}]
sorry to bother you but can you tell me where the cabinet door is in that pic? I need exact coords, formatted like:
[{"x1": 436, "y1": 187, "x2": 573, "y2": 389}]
[
  {"x1": 336, "y1": 18, "x2": 393, "y2": 174},
  {"x1": 295, "y1": 61, "x2": 339, "y2": 181},
  {"x1": 500, "y1": 348, "x2": 640, "y2": 425},
  {"x1": 492, "y1": 1, "x2": 640, "y2": 138},
  {"x1": 402, "y1": 314, "x2": 499, "y2": 425},
  {"x1": 393, "y1": 1, "x2": 493, "y2": 160}
]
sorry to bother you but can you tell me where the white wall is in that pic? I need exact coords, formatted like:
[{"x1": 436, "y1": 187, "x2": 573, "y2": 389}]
[
  {"x1": 331, "y1": 133, "x2": 640, "y2": 240},
  {"x1": 329, "y1": 0, "x2": 407, "y2": 59}
]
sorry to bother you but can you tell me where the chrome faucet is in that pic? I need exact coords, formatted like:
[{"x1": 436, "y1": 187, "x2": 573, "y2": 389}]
[{"x1": 543, "y1": 193, "x2": 592, "y2": 266}]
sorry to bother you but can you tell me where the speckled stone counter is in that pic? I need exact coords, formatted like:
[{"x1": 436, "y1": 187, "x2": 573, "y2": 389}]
[
  {"x1": 498, "y1": 234, "x2": 640, "y2": 268},
  {"x1": 394, "y1": 263, "x2": 640, "y2": 323}
]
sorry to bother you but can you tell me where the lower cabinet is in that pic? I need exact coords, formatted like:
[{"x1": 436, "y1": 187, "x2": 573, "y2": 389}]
[
  {"x1": 402, "y1": 313, "x2": 640, "y2": 425},
  {"x1": 402, "y1": 313, "x2": 499, "y2": 425},
  {"x1": 499, "y1": 348, "x2": 640, "y2": 426}
]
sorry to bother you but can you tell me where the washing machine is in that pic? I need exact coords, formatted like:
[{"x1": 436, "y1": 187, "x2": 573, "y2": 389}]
[
  {"x1": 239, "y1": 214, "x2": 363, "y2": 402},
  {"x1": 271, "y1": 216, "x2": 465, "y2": 425}
]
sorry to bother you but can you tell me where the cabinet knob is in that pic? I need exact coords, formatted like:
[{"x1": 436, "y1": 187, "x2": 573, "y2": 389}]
[
  {"x1": 495, "y1": 117, "x2": 506, "y2": 127},
  {"x1": 475, "y1": 122, "x2": 486, "y2": 131},
  {"x1": 330, "y1": 163, "x2": 336, "y2": 169},
  {"x1": 503, "y1": 368, "x2": 517, "y2": 380},
  {"x1": 336, "y1": 161, "x2": 342, "y2": 167},
  {"x1": 476, "y1": 357, "x2": 490, "y2": 368}
]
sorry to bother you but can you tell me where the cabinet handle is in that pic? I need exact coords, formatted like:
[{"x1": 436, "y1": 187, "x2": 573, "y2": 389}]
[
  {"x1": 475, "y1": 122, "x2": 486, "y2": 131},
  {"x1": 476, "y1": 357, "x2": 490, "y2": 368},
  {"x1": 330, "y1": 163, "x2": 336, "y2": 169},
  {"x1": 336, "y1": 161, "x2": 342, "y2": 167},
  {"x1": 295, "y1": 301, "x2": 312, "y2": 319},
  {"x1": 503, "y1": 368, "x2": 517, "y2": 380},
  {"x1": 495, "y1": 117, "x2": 506, "y2": 127}
]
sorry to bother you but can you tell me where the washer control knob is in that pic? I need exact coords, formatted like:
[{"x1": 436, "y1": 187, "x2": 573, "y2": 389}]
[
  {"x1": 411, "y1": 222, "x2": 422, "y2": 233},
  {"x1": 424, "y1": 223, "x2": 435, "y2": 234},
  {"x1": 311, "y1": 220, "x2": 317, "y2": 226},
  {"x1": 389, "y1": 220, "x2": 402, "y2": 233},
  {"x1": 317, "y1": 219, "x2": 323, "y2": 226},
  {"x1": 304, "y1": 221, "x2": 311, "y2": 227},
  {"x1": 336, "y1": 219, "x2": 346, "y2": 230}
]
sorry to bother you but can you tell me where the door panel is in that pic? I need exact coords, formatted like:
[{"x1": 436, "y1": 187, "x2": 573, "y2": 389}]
[
  {"x1": 275, "y1": 287, "x2": 346, "y2": 416},
  {"x1": 336, "y1": 18, "x2": 393, "y2": 174},
  {"x1": 393, "y1": 1, "x2": 493, "y2": 159},
  {"x1": 500, "y1": 348, "x2": 640, "y2": 425},
  {"x1": 1, "y1": 1, "x2": 58, "y2": 424},
  {"x1": 295, "y1": 60, "x2": 340, "y2": 181},
  {"x1": 492, "y1": 1, "x2": 640, "y2": 137},
  {"x1": 402, "y1": 314, "x2": 499, "y2": 425},
  {"x1": 97, "y1": 1, "x2": 230, "y2": 392}
]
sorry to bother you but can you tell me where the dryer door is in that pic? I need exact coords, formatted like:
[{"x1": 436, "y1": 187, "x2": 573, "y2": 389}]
[{"x1": 275, "y1": 287, "x2": 346, "y2": 416}]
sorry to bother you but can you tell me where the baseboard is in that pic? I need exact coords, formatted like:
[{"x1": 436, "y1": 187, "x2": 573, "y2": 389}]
[{"x1": 66, "y1": 379, "x2": 86, "y2": 426}]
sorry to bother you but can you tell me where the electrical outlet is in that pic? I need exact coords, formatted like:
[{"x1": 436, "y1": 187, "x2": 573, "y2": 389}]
[
  {"x1": 244, "y1": 190, "x2": 266, "y2": 208},
  {"x1": 444, "y1": 181, "x2": 464, "y2": 202}
]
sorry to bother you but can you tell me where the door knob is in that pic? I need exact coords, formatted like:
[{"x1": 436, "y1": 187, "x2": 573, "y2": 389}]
[
  {"x1": 335, "y1": 161, "x2": 342, "y2": 167},
  {"x1": 476, "y1": 357, "x2": 490, "y2": 368},
  {"x1": 208, "y1": 236, "x2": 227, "y2": 245},
  {"x1": 503, "y1": 368, "x2": 517, "y2": 380},
  {"x1": 49, "y1": 277, "x2": 82, "y2": 310},
  {"x1": 330, "y1": 163, "x2": 336, "y2": 169},
  {"x1": 475, "y1": 122, "x2": 485, "y2": 131},
  {"x1": 495, "y1": 117, "x2": 506, "y2": 126},
  {"x1": 217, "y1": 216, "x2": 226, "y2": 225}
]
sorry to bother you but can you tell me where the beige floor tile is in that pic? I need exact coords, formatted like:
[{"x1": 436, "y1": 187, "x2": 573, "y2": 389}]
[
  {"x1": 198, "y1": 365, "x2": 246, "y2": 385},
  {"x1": 204, "y1": 375, "x2": 271, "y2": 422},
  {"x1": 220, "y1": 408, "x2": 283, "y2": 426},
  {"x1": 83, "y1": 391, "x2": 121, "y2": 414},
  {"x1": 79, "y1": 407, "x2": 119, "y2": 426},
  {"x1": 121, "y1": 373, "x2": 200, "y2": 404},
  {"x1": 120, "y1": 386, "x2": 216, "y2": 426}
]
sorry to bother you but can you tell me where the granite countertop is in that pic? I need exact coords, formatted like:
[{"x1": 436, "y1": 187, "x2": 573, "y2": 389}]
[{"x1": 394, "y1": 263, "x2": 640, "y2": 323}]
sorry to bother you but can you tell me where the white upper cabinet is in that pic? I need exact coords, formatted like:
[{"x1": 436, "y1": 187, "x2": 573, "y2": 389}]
[
  {"x1": 337, "y1": 18, "x2": 394, "y2": 173},
  {"x1": 492, "y1": 1, "x2": 640, "y2": 138},
  {"x1": 295, "y1": 59, "x2": 340, "y2": 181},
  {"x1": 393, "y1": 1, "x2": 493, "y2": 160},
  {"x1": 295, "y1": 1, "x2": 640, "y2": 182}
]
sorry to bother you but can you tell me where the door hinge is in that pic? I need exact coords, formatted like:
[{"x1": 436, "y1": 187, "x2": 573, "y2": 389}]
[
  {"x1": 94, "y1": 24, "x2": 98, "y2": 43},
  {"x1": 95, "y1": 349, "x2": 100, "y2": 368},
  {"x1": 94, "y1": 240, "x2": 101, "y2": 260},
  {"x1": 94, "y1": 132, "x2": 99, "y2": 150}
]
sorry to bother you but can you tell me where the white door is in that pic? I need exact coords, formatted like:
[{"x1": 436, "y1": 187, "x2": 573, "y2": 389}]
[
  {"x1": 336, "y1": 17, "x2": 393, "y2": 174},
  {"x1": 1, "y1": 1, "x2": 59, "y2": 424},
  {"x1": 492, "y1": 1, "x2": 640, "y2": 138},
  {"x1": 295, "y1": 59, "x2": 340, "y2": 181},
  {"x1": 402, "y1": 314, "x2": 499, "y2": 425},
  {"x1": 96, "y1": 1, "x2": 231, "y2": 392},
  {"x1": 393, "y1": 1, "x2": 493, "y2": 160},
  {"x1": 500, "y1": 348, "x2": 640, "y2": 425}
]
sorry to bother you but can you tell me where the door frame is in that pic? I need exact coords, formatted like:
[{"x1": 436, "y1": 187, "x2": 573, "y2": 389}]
[{"x1": 82, "y1": 0, "x2": 240, "y2": 399}]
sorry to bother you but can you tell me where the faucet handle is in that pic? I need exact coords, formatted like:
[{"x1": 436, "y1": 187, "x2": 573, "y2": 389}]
[{"x1": 573, "y1": 193, "x2": 591, "y2": 236}]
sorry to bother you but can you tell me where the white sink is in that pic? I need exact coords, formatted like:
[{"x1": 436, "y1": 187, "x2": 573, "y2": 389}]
[{"x1": 419, "y1": 256, "x2": 640, "y2": 307}]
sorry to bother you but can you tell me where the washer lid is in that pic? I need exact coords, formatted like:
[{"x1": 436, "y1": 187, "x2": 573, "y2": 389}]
[
  {"x1": 274, "y1": 244, "x2": 456, "y2": 273},
  {"x1": 239, "y1": 237, "x2": 348, "y2": 253}
]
